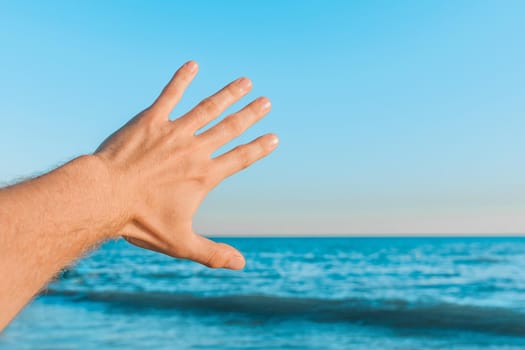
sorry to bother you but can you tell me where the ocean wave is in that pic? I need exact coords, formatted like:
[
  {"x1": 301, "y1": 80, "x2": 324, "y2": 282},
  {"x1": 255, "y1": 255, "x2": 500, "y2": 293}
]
[
  {"x1": 453, "y1": 257, "x2": 503, "y2": 265},
  {"x1": 42, "y1": 289, "x2": 525, "y2": 336}
]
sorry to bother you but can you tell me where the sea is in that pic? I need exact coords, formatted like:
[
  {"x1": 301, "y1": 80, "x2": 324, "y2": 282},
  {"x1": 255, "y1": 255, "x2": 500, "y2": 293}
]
[{"x1": 2, "y1": 237, "x2": 525, "y2": 349}]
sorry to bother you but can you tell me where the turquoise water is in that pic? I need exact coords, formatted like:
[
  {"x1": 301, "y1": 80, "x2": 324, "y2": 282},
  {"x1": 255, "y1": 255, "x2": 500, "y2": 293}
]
[{"x1": 3, "y1": 237, "x2": 525, "y2": 349}]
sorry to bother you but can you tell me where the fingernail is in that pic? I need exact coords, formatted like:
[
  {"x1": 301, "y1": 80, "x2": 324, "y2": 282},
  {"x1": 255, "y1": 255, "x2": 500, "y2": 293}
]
[
  {"x1": 226, "y1": 255, "x2": 245, "y2": 270},
  {"x1": 238, "y1": 77, "x2": 252, "y2": 91},
  {"x1": 260, "y1": 97, "x2": 272, "y2": 111},
  {"x1": 270, "y1": 135, "x2": 279, "y2": 147},
  {"x1": 185, "y1": 61, "x2": 198, "y2": 73}
]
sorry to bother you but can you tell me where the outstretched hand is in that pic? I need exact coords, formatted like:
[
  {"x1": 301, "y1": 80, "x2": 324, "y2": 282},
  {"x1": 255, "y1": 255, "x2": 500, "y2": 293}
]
[{"x1": 95, "y1": 61, "x2": 278, "y2": 270}]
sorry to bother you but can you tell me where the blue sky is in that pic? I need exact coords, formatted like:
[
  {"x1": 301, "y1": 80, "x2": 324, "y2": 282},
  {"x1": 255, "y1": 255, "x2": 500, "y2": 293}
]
[{"x1": 1, "y1": 1, "x2": 524, "y2": 234}]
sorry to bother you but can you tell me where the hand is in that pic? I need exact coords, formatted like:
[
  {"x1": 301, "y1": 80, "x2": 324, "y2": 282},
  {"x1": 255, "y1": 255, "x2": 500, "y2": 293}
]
[{"x1": 94, "y1": 61, "x2": 278, "y2": 270}]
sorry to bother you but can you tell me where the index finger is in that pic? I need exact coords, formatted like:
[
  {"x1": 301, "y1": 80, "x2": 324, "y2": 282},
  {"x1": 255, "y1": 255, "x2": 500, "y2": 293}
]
[{"x1": 151, "y1": 60, "x2": 199, "y2": 117}]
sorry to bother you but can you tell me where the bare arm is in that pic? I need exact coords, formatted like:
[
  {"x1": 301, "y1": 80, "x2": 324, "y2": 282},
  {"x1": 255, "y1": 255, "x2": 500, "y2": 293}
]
[{"x1": 0, "y1": 61, "x2": 278, "y2": 330}]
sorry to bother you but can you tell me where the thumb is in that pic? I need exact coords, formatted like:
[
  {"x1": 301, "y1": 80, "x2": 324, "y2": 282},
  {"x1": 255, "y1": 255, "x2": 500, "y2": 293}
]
[{"x1": 185, "y1": 233, "x2": 246, "y2": 270}]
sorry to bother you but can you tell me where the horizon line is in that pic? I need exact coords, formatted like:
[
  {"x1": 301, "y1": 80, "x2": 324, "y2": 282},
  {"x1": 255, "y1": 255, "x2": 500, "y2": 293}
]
[{"x1": 205, "y1": 233, "x2": 525, "y2": 238}]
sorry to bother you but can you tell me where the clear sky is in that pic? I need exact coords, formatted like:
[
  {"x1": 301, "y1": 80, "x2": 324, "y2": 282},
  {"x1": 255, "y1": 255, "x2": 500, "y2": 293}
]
[{"x1": 1, "y1": 1, "x2": 525, "y2": 235}]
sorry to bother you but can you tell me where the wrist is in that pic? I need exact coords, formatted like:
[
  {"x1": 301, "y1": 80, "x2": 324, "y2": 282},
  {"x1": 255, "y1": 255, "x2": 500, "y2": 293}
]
[{"x1": 72, "y1": 154, "x2": 131, "y2": 240}]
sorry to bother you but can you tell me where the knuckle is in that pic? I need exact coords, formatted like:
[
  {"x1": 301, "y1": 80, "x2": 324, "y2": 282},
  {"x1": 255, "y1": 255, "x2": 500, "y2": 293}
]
[
  {"x1": 237, "y1": 145, "x2": 253, "y2": 169},
  {"x1": 202, "y1": 96, "x2": 221, "y2": 115},
  {"x1": 223, "y1": 115, "x2": 244, "y2": 135},
  {"x1": 223, "y1": 85, "x2": 237, "y2": 101},
  {"x1": 204, "y1": 249, "x2": 224, "y2": 268},
  {"x1": 248, "y1": 102, "x2": 261, "y2": 115},
  {"x1": 188, "y1": 107, "x2": 209, "y2": 128},
  {"x1": 191, "y1": 110, "x2": 207, "y2": 127},
  {"x1": 177, "y1": 70, "x2": 192, "y2": 84},
  {"x1": 253, "y1": 139, "x2": 265, "y2": 153}
]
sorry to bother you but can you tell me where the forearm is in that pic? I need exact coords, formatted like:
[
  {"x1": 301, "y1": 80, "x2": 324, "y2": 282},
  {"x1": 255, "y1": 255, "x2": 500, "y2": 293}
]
[{"x1": 0, "y1": 155, "x2": 122, "y2": 330}]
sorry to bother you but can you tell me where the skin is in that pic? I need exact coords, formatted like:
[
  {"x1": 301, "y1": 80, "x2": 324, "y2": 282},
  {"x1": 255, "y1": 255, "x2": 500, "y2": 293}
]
[{"x1": 0, "y1": 60, "x2": 278, "y2": 330}]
